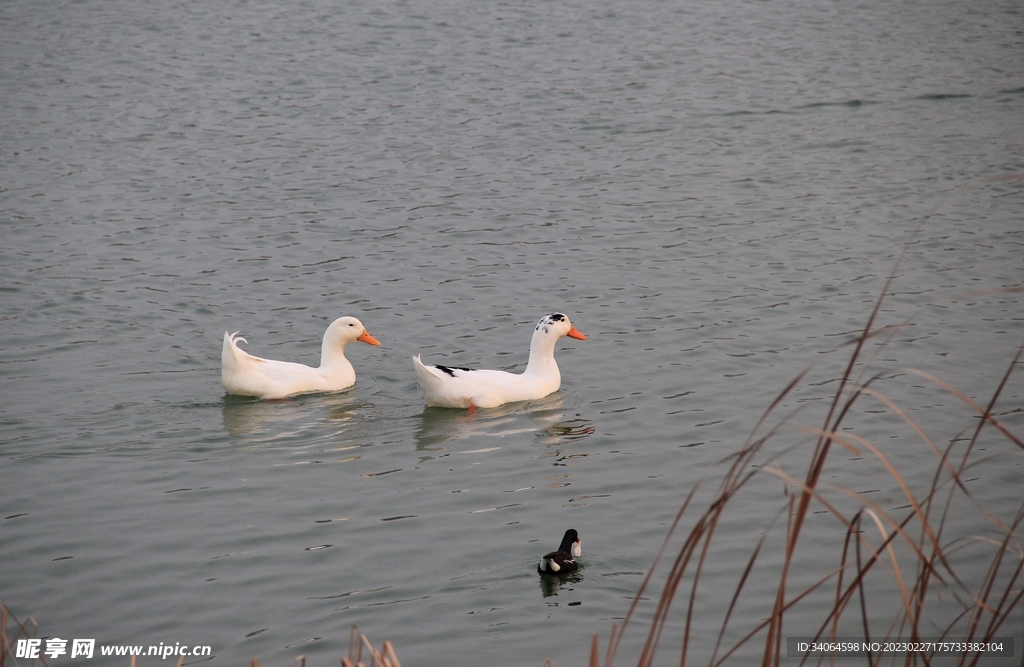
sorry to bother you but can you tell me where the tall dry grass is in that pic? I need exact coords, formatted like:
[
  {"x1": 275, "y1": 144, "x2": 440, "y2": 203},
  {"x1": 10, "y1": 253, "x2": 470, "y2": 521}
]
[
  {"x1": 590, "y1": 183, "x2": 1024, "y2": 667},
  {"x1": 1, "y1": 605, "x2": 51, "y2": 667}
]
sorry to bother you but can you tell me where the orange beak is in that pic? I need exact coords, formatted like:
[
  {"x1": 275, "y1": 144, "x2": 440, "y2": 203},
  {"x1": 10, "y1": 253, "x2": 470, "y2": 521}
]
[
  {"x1": 566, "y1": 326, "x2": 586, "y2": 340},
  {"x1": 357, "y1": 331, "x2": 381, "y2": 346}
]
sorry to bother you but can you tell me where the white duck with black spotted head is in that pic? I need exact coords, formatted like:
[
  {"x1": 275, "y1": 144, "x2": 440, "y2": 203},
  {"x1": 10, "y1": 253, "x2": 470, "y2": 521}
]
[
  {"x1": 221, "y1": 316, "x2": 380, "y2": 399},
  {"x1": 412, "y1": 313, "x2": 586, "y2": 410}
]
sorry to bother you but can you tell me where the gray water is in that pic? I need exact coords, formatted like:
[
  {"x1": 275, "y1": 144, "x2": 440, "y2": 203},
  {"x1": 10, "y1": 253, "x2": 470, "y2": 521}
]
[{"x1": 2, "y1": 0, "x2": 1023, "y2": 664}]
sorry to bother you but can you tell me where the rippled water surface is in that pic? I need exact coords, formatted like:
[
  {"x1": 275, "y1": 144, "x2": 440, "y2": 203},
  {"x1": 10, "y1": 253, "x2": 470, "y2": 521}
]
[{"x1": 2, "y1": 0, "x2": 1023, "y2": 664}]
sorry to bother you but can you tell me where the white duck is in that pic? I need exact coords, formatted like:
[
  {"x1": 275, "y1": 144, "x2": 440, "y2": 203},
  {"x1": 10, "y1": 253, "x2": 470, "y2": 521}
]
[
  {"x1": 412, "y1": 313, "x2": 586, "y2": 409},
  {"x1": 221, "y1": 316, "x2": 380, "y2": 399}
]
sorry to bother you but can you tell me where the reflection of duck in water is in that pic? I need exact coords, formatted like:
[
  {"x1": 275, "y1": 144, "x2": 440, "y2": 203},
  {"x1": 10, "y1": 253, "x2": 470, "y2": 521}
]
[
  {"x1": 535, "y1": 416, "x2": 596, "y2": 446},
  {"x1": 221, "y1": 391, "x2": 362, "y2": 438},
  {"x1": 413, "y1": 393, "x2": 574, "y2": 453},
  {"x1": 412, "y1": 313, "x2": 585, "y2": 410},
  {"x1": 222, "y1": 316, "x2": 380, "y2": 399},
  {"x1": 538, "y1": 529, "x2": 582, "y2": 575}
]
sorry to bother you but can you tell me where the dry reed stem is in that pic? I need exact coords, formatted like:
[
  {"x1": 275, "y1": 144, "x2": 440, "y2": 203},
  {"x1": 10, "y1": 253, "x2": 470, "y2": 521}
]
[
  {"x1": 0, "y1": 606, "x2": 51, "y2": 667},
  {"x1": 706, "y1": 477, "x2": 930, "y2": 667},
  {"x1": 767, "y1": 390, "x2": 1019, "y2": 664},
  {"x1": 342, "y1": 626, "x2": 401, "y2": 667}
]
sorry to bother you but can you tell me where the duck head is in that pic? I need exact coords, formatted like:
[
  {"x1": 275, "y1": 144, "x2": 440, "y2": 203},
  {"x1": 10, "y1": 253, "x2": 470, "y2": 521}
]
[
  {"x1": 559, "y1": 528, "x2": 582, "y2": 558},
  {"x1": 535, "y1": 313, "x2": 586, "y2": 341},
  {"x1": 324, "y1": 316, "x2": 380, "y2": 350}
]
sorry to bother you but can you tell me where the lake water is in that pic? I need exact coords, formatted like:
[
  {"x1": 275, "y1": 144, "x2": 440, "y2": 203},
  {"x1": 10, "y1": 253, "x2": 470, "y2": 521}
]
[{"x1": 2, "y1": 0, "x2": 1022, "y2": 664}]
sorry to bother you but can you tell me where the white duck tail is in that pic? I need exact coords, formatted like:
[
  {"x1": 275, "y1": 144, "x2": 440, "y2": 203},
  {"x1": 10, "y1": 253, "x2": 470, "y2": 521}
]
[
  {"x1": 222, "y1": 331, "x2": 274, "y2": 398},
  {"x1": 412, "y1": 355, "x2": 474, "y2": 409},
  {"x1": 222, "y1": 331, "x2": 247, "y2": 374}
]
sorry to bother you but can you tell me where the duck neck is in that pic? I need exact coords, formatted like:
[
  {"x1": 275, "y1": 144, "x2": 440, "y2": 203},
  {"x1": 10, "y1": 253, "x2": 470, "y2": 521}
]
[
  {"x1": 524, "y1": 329, "x2": 559, "y2": 379},
  {"x1": 319, "y1": 339, "x2": 350, "y2": 371}
]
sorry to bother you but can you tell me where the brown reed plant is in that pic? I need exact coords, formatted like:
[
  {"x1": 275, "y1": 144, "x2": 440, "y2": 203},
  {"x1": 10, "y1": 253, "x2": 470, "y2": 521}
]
[
  {"x1": 339, "y1": 625, "x2": 401, "y2": 667},
  {"x1": 589, "y1": 184, "x2": 1024, "y2": 667},
  {"x1": 249, "y1": 626, "x2": 399, "y2": 667},
  {"x1": 1, "y1": 605, "x2": 51, "y2": 667}
]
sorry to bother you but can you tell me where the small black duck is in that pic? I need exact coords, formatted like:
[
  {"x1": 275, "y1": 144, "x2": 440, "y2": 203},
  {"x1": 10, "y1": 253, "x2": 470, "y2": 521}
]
[{"x1": 537, "y1": 529, "x2": 581, "y2": 575}]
